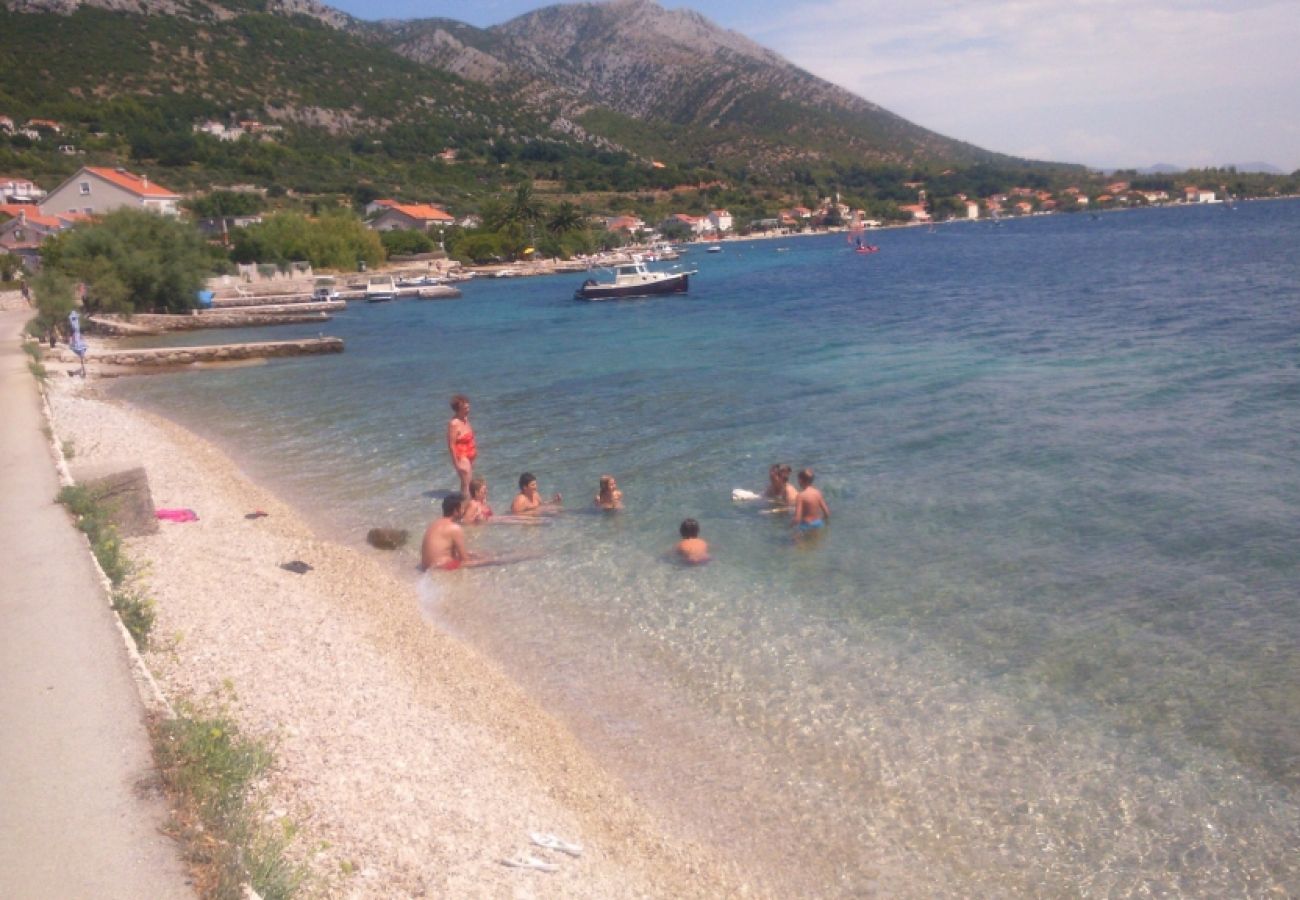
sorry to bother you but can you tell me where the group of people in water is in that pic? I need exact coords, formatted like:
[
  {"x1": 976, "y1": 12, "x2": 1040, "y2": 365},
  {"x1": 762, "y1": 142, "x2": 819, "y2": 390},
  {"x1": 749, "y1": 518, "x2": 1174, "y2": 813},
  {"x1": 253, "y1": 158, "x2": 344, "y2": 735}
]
[{"x1": 422, "y1": 394, "x2": 829, "y2": 571}]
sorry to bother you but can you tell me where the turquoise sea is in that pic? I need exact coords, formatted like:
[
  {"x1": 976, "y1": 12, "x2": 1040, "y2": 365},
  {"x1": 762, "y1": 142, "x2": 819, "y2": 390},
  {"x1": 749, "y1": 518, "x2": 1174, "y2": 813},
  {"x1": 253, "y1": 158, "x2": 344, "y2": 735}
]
[{"x1": 119, "y1": 200, "x2": 1300, "y2": 896}]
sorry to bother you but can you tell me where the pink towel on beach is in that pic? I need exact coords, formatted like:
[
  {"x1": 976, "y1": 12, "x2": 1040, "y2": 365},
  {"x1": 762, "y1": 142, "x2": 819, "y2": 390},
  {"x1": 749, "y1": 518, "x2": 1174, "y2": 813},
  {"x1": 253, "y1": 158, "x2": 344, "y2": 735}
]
[{"x1": 155, "y1": 508, "x2": 199, "y2": 523}]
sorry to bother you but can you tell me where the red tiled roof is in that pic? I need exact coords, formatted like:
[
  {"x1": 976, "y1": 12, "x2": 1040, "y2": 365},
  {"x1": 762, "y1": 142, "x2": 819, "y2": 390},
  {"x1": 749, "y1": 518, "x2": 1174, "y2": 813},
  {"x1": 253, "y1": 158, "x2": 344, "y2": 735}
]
[
  {"x1": 84, "y1": 167, "x2": 179, "y2": 198},
  {"x1": 380, "y1": 201, "x2": 454, "y2": 222}
]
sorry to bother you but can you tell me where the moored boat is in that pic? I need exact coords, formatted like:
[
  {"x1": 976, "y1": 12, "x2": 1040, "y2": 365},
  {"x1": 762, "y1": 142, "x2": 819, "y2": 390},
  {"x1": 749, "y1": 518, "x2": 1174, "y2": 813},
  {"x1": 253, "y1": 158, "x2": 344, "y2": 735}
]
[
  {"x1": 574, "y1": 259, "x2": 692, "y2": 301},
  {"x1": 365, "y1": 275, "x2": 396, "y2": 303}
]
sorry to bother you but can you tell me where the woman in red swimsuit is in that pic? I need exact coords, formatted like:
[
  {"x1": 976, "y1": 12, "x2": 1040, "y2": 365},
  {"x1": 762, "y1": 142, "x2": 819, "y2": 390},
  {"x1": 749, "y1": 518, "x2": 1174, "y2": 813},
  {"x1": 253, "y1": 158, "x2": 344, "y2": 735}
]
[{"x1": 446, "y1": 394, "x2": 476, "y2": 496}]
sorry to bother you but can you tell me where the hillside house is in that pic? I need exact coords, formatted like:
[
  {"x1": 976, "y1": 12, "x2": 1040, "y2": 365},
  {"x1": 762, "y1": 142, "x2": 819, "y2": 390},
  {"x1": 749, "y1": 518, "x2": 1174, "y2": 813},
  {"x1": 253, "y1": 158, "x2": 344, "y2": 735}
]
[
  {"x1": 706, "y1": 209, "x2": 732, "y2": 232},
  {"x1": 604, "y1": 215, "x2": 645, "y2": 234},
  {"x1": 0, "y1": 177, "x2": 45, "y2": 204},
  {"x1": 661, "y1": 213, "x2": 706, "y2": 236},
  {"x1": 367, "y1": 200, "x2": 455, "y2": 233},
  {"x1": 42, "y1": 167, "x2": 180, "y2": 217},
  {"x1": 0, "y1": 207, "x2": 83, "y2": 268},
  {"x1": 26, "y1": 118, "x2": 62, "y2": 134},
  {"x1": 898, "y1": 204, "x2": 931, "y2": 223},
  {"x1": 195, "y1": 120, "x2": 246, "y2": 142},
  {"x1": 0, "y1": 116, "x2": 14, "y2": 134}
]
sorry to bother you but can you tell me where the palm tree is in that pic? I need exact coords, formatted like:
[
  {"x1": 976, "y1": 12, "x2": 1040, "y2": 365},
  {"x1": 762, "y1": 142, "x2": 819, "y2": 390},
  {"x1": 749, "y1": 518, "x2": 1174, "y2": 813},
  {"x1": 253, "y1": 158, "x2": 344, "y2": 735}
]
[{"x1": 546, "y1": 201, "x2": 584, "y2": 237}]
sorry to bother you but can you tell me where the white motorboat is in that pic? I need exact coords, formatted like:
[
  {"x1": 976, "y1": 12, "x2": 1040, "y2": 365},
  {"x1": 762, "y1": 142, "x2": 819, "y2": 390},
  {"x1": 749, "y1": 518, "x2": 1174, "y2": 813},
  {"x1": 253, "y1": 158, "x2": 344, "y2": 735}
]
[{"x1": 574, "y1": 259, "x2": 693, "y2": 301}]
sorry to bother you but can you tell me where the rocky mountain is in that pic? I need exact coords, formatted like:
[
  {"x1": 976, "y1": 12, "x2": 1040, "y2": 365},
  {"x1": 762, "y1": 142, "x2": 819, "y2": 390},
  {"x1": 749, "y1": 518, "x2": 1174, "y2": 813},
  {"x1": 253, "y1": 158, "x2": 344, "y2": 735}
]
[{"x1": 372, "y1": 0, "x2": 1007, "y2": 171}]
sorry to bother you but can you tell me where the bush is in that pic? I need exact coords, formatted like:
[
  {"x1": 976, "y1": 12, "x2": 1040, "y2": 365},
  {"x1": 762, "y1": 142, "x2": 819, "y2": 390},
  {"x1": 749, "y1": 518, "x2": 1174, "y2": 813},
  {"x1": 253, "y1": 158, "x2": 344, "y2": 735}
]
[
  {"x1": 231, "y1": 210, "x2": 384, "y2": 270},
  {"x1": 379, "y1": 228, "x2": 434, "y2": 256},
  {"x1": 153, "y1": 704, "x2": 305, "y2": 900},
  {"x1": 42, "y1": 209, "x2": 210, "y2": 314}
]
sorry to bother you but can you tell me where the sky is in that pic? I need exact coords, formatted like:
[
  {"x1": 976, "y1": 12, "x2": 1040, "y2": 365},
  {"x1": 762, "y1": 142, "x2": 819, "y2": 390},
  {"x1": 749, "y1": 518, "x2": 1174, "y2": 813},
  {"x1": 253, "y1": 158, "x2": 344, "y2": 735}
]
[{"x1": 335, "y1": 0, "x2": 1300, "y2": 172}]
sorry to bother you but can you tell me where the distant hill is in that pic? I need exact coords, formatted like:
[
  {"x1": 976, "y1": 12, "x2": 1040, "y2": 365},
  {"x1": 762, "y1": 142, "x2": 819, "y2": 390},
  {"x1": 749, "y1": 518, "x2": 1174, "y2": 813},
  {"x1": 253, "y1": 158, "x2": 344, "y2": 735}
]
[
  {"x1": 0, "y1": 0, "x2": 1082, "y2": 205},
  {"x1": 371, "y1": 0, "x2": 1020, "y2": 173}
]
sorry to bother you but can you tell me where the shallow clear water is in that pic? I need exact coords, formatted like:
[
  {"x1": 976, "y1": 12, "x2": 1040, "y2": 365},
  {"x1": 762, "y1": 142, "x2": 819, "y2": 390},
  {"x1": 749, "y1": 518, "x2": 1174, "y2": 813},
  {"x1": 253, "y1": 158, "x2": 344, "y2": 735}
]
[{"x1": 120, "y1": 201, "x2": 1300, "y2": 896}]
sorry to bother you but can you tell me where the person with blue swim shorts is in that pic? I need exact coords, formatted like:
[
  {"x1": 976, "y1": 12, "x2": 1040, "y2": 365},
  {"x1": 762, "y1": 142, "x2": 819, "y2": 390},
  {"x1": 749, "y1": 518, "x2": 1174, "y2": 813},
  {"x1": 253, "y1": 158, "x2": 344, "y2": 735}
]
[{"x1": 792, "y1": 468, "x2": 830, "y2": 535}]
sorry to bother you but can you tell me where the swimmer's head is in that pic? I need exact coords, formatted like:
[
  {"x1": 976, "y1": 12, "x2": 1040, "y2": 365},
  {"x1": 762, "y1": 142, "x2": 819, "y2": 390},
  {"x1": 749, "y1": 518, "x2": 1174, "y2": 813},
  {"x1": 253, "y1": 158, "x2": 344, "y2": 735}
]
[
  {"x1": 442, "y1": 493, "x2": 464, "y2": 517},
  {"x1": 679, "y1": 518, "x2": 700, "y2": 539},
  {"x1": 450, "y1": 394, "x2": 470, "y2": 414},
  {"x1": 519, "y1": 471, "x2": 536, "y2": 490},
  {"x1": 797, "y1": 468, "x2": 814, "y2": 487},
  {"x1": 599, "y1": 474, "x2": 617, "y2": 494},
  {"x1": 469, "y1": 476, "x2": 486, "y2": 499}
]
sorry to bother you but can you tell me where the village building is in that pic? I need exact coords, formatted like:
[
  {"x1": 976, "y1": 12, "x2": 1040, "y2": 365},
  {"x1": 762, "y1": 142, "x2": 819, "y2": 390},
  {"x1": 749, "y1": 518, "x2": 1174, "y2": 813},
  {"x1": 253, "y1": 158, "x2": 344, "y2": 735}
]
[
  {"x1": 897, "y1": 203, "x2": 931, "y2": 223},
  {"x1": 0, "y1": 207, "x2": 83, "y2": 268},
  {"x1": 0, "y1": 176, "x2": 45, "y2": 204},
  {"x1": 661, "y1": 213, "x2": 707, "y2": 236},
  {"x1": 604, "y1": 214, "x2": 645, "y2": 234},
  {"x1": 966, "y1": 201, "x2": 981, "y2": 220},
  {"x1": 366, "y1": 199, "x2": 455, "y2": 233},
  {"x1": 1184, "y1": 186, "x2": 1217, "y2": 203},
  {"x1": 25, "y1": 118, "x2": 62, "y2": 134},
  {"x1": 42, "y1": 166, "x2": 181, "y2": 217},
  {"x1": 0, "y1": 116, "x2": 14, "y2": 134},
  {"x1": 705, "y1": 209, "x2": 732, "y2": 232}
]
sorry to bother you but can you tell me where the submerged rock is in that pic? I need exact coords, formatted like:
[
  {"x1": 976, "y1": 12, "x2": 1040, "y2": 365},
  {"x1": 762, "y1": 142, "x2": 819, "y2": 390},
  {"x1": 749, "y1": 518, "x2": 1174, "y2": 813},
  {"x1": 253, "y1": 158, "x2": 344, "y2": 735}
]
[{"x1": 366, "y1": 528, "x2": 409, "y2": 550}]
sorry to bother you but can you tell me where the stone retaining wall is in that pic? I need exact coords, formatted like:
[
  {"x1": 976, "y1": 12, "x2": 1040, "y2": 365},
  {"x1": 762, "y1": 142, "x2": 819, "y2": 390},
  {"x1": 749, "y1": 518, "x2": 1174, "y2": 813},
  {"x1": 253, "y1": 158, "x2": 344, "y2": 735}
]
[
  {"x1": 90, "y1": 312, "x2": 333, "y2": 334},
  {"x1": 59, "y1": 338, "x2": 345, "y2": 367}
]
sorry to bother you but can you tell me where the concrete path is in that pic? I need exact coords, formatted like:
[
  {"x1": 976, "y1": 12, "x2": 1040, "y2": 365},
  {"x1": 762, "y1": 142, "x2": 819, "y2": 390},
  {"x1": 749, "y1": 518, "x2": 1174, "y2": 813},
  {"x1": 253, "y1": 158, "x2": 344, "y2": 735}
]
[{"x1": 0, "y1": 309, "x2": 193, "y2": 899}]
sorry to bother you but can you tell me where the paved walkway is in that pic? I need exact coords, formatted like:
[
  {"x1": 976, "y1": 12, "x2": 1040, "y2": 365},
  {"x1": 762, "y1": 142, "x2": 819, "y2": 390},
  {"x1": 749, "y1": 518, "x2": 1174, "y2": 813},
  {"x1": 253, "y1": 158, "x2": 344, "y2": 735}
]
[{"x1": 0, "y1": 309, "x2": 193, "y2": 899}]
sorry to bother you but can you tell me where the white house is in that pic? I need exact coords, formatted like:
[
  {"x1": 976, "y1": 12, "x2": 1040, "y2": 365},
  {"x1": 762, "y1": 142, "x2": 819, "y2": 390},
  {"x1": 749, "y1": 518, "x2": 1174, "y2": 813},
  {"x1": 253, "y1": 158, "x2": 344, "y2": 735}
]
[
  {"x1": 706, "y1": 209, "x2": 733, "y2": 232},
  {"x1": 42, "y1": 166, "x2": 181, "y2": 217},
  {"x1": 0, "y1": 176, "x2": 45, "y2": 204}
]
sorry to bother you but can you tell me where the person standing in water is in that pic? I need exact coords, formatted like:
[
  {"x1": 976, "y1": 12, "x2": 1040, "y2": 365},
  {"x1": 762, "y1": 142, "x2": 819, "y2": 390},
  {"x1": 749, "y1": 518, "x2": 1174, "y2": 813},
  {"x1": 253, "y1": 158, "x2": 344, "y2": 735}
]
[
  {"x1": 446, "y1": 394, "x2": 476, "y2": 497},
  {"x1": 792, "y1": 468, "x2": 830, "y2": 533}
]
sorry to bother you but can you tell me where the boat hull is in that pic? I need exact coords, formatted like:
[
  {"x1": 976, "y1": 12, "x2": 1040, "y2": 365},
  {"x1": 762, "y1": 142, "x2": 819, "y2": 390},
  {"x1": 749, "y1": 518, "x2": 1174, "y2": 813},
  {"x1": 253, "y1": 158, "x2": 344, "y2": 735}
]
[{"x1": 574, "y1": 272, "x2": 689, "y2": 301}]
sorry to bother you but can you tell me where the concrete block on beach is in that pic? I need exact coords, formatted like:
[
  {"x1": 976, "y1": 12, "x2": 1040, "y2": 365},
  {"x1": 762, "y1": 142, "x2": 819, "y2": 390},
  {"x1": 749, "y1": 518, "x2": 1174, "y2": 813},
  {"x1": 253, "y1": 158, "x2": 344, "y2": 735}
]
[{"x1": 81, "y1": 467, "x2": 159, "y2": 537}]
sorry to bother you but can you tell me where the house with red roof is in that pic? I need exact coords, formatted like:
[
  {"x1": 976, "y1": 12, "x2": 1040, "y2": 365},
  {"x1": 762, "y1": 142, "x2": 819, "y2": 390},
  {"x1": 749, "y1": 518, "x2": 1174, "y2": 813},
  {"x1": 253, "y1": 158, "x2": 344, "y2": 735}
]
[
  {"x1": 42, "y1": 166, "x2": 180, "y2": 217},
  {"x1": 604, "y1": 215, "x2": 645, "y2": 234},
  {"x1": 366, "y1": 199, "x2": 456, "y2": 233},
  {"x1": 0, "y1": 206, "x2": 83, "y2": 267},
  {"x1": 706, "y1": 209, "x2": 733, "y2": 233},
  {"x1": 898, "y1": 204, "x2": 931, "y2": 223}
]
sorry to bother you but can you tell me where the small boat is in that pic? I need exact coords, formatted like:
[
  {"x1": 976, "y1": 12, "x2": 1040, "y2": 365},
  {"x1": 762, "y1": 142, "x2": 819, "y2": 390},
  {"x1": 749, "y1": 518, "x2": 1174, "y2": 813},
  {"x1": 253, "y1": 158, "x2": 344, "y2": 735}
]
[
  {"x1": 574, "y1": 259, "x2": 692, "y2": 301},
  {"x1": 706, "y1": 243, "x2": 723, "y2": 253},
  {"x1": 365, "y1": 275, "x2": 396, "y2": 303},
  {"x1": 644, "y1": 242, "x2": 680, "y2": 262},
  {"x1": 311, "y1": 276, "x2": 339, "y2": 302}
]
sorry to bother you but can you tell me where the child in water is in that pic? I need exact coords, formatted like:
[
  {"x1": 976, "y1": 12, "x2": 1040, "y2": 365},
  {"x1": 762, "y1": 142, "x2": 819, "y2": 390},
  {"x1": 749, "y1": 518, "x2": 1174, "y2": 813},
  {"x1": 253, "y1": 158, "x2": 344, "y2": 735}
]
[
  {"x1": 676, "y1": 518, "x2": 710, "y2": 564},
  {"x1": 792, "y1": 468, "x2": 830, "y2": 534},
  {"x1": 461, "y1": 476, "x2": 492, "y2": 525},
  {"x1": 594, "y1": 474, "x2": 623, "y2": 510}
]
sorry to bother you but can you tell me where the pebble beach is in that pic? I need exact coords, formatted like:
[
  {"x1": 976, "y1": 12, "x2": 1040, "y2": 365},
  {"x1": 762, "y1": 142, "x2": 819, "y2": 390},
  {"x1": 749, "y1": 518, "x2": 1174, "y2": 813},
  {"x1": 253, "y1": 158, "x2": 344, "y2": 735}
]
[{"x1": 44, "y1": 374, "x2": 751, "y2": 899}]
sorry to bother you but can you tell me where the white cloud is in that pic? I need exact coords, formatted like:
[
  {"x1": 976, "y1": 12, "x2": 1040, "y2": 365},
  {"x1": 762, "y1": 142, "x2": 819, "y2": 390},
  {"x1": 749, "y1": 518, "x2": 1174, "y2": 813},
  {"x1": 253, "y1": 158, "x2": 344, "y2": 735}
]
[{"x1": 739, "y1": 0, "x2": 1300, "y2": 169}]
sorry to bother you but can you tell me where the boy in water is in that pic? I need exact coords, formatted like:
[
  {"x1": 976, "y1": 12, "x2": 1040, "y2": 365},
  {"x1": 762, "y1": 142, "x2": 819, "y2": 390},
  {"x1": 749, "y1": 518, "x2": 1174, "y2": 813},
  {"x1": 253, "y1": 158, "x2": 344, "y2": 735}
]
[
  {"x1": 421, "y1": 493, "x2": 480, "y2": 571},
  {"x1": 676, "y1": 518, "x2": 710, "y2": 564},
  {"x1": 792, "y1": 468, "x2": 830, "y2": 533},
  {"x1": 510, "y1": 471, "x2": 563, "y2": 514}
]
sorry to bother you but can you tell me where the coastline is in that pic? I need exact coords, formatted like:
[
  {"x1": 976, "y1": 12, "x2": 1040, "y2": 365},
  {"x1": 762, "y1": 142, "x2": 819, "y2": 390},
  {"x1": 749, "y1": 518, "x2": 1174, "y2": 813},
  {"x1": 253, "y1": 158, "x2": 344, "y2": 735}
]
[{"x1": 43, "y1": 374, "x2": 752, "y2": 898}]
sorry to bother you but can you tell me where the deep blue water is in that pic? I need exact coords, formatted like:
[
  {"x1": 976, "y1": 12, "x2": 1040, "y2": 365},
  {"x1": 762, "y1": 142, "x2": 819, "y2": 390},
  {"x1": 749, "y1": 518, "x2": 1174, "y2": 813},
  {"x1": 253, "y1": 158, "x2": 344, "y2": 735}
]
[{"x1": 120, "y1": 201, "x2": 1300, "y2": 896}]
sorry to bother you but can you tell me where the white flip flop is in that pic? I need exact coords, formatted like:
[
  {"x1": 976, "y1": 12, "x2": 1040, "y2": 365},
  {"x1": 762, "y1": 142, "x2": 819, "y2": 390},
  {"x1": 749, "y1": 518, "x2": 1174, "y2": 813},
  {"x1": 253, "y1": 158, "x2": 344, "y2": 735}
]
[
  {"x1": 501, "y1": 854, "x2": 559, "y2": 873},
  {"x1": 529, "y1": 832, "x2": 584, "y2": 857}
]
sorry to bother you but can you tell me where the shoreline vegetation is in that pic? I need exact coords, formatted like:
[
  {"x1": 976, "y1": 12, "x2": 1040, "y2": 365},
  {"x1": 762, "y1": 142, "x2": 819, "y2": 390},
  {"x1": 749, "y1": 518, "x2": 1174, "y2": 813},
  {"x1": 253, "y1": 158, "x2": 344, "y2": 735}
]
[{"x1": 39, "y1": 370, "x2": 754, "y2": 898}]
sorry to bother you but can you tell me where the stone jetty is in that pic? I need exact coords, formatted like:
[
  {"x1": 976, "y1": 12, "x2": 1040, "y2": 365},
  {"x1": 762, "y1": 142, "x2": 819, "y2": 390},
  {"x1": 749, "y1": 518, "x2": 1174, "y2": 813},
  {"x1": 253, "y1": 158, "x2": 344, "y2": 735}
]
[
  {"x1": 90, "y1": 310, "x2": 337, "y2": 335},
  {"x1": 55, "y1": 337, "x2": 344, "y2": 369}
]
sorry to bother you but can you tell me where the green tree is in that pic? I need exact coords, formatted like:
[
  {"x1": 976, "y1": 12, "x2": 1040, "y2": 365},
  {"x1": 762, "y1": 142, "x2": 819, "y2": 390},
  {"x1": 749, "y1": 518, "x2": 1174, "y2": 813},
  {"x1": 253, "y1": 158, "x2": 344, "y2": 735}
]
[
  {"x1": 185, "y1": 190, "x2": 264, "y2": 219},
  {"x1": 27, "y1": 268, "x2": 77, "y2": 339},
  {"x1": 231, "y1": 210, "x2": 384, "y2": 270},
  {"x1": 42, "y1": 210, "x2": 211, "y2": 314},
  {"x1": 379, "y1": 228, "x2": 434, "y2": 256},
  {"x1": 546, "y1": 200, "x2": 584, "y2": 237}
]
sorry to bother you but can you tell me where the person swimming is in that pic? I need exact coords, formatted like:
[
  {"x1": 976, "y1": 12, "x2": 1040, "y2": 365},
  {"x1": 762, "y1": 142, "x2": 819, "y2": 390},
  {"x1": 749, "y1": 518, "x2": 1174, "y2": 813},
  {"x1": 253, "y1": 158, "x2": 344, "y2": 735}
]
[
  {"x1": 765, "y1": 463, "x2": 798, "y2": 506},
  {"x1": 792, "y1": 468, "x2": 830, "y2": 533},
  {"x1": 676, "y1": 518, "x2": 710, "y2": 564},
  {"x1": 462, "y1": 476, "x2": 493, "y2": 525},
  {"x1": 511, "y1": 472, "x2": 563, "y2": 515},
  {"x1": 594, "y1": 474, "x2": 623, "y2": 510}
]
